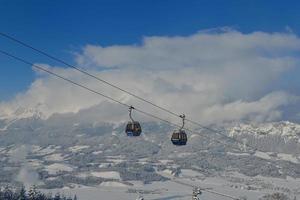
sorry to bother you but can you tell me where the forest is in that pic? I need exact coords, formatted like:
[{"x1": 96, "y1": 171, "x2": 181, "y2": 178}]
[{"x1": 0, "y1": 186, "x2": 77, "y2": 200}]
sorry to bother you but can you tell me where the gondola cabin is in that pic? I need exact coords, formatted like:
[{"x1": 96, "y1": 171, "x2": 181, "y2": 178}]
[
  {"x1": 125, "y1": 106, "x2": 142, "y2": 136},
  {"x1": 171, "y1": 130, "x2": 187, "y2": 145},
  {"x1": 126, "y1": 121, "x2": 142, "y2": 136},
  {"x1": 171, "y1": 114, "x2": 187, "y2": 145}
]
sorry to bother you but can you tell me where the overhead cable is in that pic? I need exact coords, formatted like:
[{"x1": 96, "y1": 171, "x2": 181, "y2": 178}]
[
  {"x1": 0, "y1": 49, "x2": 243, "y2": 151},
  {"x1": 0, "y1": 32, "x2": 259, "y2": 152}
]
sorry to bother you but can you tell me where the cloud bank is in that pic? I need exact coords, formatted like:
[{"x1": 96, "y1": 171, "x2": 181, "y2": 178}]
[{"x1": 1, "y1": 29, "x2": 300, "y2": 125}]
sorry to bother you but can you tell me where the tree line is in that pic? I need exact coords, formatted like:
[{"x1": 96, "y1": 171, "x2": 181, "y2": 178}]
[{"x1": 0, "y1": 185, "x2": 78, "y2": 200}]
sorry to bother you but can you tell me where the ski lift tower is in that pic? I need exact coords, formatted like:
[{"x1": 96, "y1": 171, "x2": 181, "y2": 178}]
[{"x1": 192, "y1": 187, "x2": 202, "y2": 200}]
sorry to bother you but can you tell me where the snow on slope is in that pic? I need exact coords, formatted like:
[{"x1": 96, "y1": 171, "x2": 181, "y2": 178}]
[
  {"x1": 44, "y1": 153, "x2": 65, "y2": 162},
  {"x1": 0, "y1": 118, "x2": 19, "y2": 132},
  {"x1": 229, "y1": 121, "x2": 300, "y2": 139},
  {"x1": 35, "y1": 145, "x2": 59, "y2": 156},
  {"x1": 277, "y1": 153, "x2": 300, "y2": 164},
  {"x1": 254, "y1": 151, "x2": 272, "y2": 160},
  {"x1": 45, "y1": 163, "x2": 74, "y2": 175},
  {"x1": 68, "y1": 145, "x2": 90, "y2": 153},
  {"x1": 0, "y1": 105, "x2": 46, "y2": 120},
  {"x1": 99, "y1": 181, "x2": 127, "y2": 187},
  {"x1": 228, "y1": 121, "x2": 300, "y2": 154},
  {"x1": 45, "y1": 175, "x2": 299, "y2": 200},
  {"x1": 91, "y1": 171, "x2": 121, "y2": 180}
]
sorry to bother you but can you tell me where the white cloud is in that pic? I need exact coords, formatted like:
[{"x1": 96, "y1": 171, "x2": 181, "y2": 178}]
[
  {"x1": 200, "y1": 91, "x2": 299, "y2": 124},
  {"x1": 1, "y1": 29, "x2": 300, "y2": 125}
]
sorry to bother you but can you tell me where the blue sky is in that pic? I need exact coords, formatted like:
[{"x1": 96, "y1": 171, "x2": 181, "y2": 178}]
[
  {"x1": 0, "y1": 0, "x2": 300, "y2": 100},
  {"x1": 0, "y1": 0, "x2": 300, "y2": 124}
]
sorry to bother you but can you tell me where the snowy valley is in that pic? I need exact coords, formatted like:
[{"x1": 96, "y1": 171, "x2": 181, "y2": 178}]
[{"x1": 0, "y1": 110, "x2": 300, "y2": 200}]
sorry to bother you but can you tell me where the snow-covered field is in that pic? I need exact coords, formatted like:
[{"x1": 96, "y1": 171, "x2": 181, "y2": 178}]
[
  {"x1": 45, "y1": 163, "x2": 74, "y2": 175},
  {"x1": 44, "y1": 153, "x2": 65, "y2": 161},
  {"x1": 41, "y1": 181, "x2": 248, "y2": 200},
  {"x1": 90, "y1": 171, "x2": 121, "y2": 180},
  {"x1": 253, "y1": 151, "x2": 300, "y2": 164},
  {"x1": 1, "y1": 119, "x2": 300, "y2": 199},
  {"x1": 277, "y1": 153, "x2": 299, "y2": 164},
  {"x1": 43, "y1": 171, "x2": 300, "y2": 200},
  {"x1": 68, "y1": 145, "x2": 90, "y2": 153},
  {"x1": 99, "y1": 181, "x2": 127, "y2": 187},
  {"x1": 35, "y1": 145, "x2": 59, "y2": 156}
]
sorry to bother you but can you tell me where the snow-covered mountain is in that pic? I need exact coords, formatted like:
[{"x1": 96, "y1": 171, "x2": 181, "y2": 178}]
[
  {"x1": 228, "y1": 121, "x2": 300, "y2": 139},
  {"x1": 0, "y1": 103, "x2": 46, "y2": 121},
  {"x1": 227, "y1": 121, "x2": 300, "y2": 154},
  {"x1": 1, "y1": 107, "x2": 300, "y2": 156},
  {"x1": 0, "y1": 108, "x2": 300, "y2": 199}
]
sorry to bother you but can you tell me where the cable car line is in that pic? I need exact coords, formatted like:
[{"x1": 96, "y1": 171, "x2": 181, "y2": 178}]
[
  {"x1": 0, "y1": 49, "x2": 244, "y2": 151},
  {"x1": 1, "y1": 47, "x2": 243, "y2": 197},
  {"x1": 190, "y1": 121, "x2": 257, "y2": 151},
  {"x1": 0, "y1": 50, "x2": 129, "y2": 108},
  {"x1": 0, "y1": 32, "x2": 257, "y2": 151},
  {"x1": 172, "y1": 179, "x2": 240, "y2": 200},
  {"x1": 0, "y1": 32, "x2": 181, "y2": 117}
]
